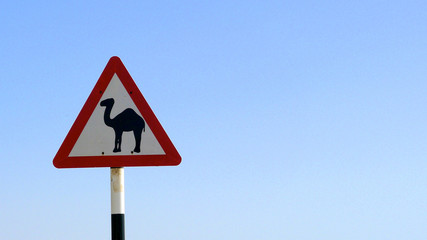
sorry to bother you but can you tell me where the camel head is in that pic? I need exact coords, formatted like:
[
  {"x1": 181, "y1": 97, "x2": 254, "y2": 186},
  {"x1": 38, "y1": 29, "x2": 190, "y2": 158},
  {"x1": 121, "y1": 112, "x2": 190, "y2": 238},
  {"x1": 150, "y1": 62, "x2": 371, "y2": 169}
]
[{"x1": 100, "y1": 98, "x2": 115, "y2": 107}]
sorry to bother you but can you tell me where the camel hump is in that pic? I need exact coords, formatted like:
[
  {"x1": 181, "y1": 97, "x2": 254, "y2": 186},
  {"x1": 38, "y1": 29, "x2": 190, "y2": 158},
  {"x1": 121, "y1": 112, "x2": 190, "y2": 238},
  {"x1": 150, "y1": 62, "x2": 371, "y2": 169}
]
[
  {"x1": 122, "y1": 108, "x2": 138, "y2": 115},
  {"x1": 115, "y1": 108, "x2": 145, "y2": 131},
  {"x1": 117, "y1": 108, "x2": 143, "y2": 121}
]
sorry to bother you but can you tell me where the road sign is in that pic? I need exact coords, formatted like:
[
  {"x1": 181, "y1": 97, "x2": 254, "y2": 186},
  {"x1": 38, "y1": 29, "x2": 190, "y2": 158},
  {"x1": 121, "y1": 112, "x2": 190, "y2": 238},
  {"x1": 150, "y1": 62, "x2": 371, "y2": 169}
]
[{"x1": 53, "y1": 56, "x2": 181, "y2": 168}]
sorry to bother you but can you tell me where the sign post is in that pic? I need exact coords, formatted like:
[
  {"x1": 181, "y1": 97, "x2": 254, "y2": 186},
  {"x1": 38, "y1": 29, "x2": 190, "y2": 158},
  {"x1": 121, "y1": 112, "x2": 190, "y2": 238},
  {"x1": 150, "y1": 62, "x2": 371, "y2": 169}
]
[
  {"x1": 53, "y1": 56, "x2": 181, "y2": 240},
  {"x1": 111, "y1": 167, "x2": 125, "y2": 240}
]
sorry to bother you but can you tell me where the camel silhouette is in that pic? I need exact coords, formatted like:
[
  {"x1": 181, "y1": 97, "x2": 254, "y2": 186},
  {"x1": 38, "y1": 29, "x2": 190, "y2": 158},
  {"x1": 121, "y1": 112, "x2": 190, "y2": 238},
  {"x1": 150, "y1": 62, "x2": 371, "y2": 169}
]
[{"x1": 100, "y1": 98, "x2": 145, "y2": 153}]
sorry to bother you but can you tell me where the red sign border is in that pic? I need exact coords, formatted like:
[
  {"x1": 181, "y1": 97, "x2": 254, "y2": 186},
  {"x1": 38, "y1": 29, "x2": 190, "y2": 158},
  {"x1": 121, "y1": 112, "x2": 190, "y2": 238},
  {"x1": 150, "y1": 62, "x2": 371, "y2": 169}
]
[{"x1": 53, "y1": 56, "x2": 181, "y2": 168}]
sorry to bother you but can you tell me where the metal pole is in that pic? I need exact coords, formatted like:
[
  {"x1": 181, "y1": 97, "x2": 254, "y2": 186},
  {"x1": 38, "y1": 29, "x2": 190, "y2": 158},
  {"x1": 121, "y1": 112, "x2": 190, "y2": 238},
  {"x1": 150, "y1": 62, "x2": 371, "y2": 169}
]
[{"x1": 111, "y1": 167, "x2": 125, "y2": 240}]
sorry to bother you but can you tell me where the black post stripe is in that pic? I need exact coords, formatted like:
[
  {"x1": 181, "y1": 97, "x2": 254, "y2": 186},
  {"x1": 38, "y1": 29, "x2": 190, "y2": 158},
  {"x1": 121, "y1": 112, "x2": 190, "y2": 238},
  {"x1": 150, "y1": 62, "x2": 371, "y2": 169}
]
[{"x1": 112, "y1": 214, "x2": 125, "y2": 240}]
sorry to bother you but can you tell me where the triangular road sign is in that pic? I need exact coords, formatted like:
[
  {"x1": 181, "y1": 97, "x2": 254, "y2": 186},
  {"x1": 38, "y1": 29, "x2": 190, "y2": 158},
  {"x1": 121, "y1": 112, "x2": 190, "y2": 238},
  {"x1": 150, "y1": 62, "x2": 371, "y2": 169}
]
[{"x1": 53, "y1": 56, "x2": 181, "y2": 168}]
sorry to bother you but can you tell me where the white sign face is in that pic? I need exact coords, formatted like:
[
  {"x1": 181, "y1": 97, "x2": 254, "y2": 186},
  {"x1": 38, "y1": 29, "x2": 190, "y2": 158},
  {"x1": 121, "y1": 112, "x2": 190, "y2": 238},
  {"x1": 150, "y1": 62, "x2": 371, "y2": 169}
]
[{"x1": 69, "y1": 74, "x2": 165, "y2": 156}]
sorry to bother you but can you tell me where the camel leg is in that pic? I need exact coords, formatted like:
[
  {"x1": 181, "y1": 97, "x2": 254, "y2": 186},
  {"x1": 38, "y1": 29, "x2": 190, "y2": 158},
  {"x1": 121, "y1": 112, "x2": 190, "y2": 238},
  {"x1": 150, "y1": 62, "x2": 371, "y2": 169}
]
[
  {"x1": 114, "y1": 130, "x2": 123, "y2": 152},
  {"x1": 133, "y1": 127, "x2": 142, "y2": 153}
]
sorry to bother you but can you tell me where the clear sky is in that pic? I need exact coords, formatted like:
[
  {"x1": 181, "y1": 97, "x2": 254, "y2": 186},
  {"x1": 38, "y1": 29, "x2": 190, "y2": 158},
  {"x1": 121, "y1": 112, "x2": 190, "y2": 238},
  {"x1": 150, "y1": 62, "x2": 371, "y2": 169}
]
[{"x1": 1, "y1": 1, "x2": 427, "y2": 239}]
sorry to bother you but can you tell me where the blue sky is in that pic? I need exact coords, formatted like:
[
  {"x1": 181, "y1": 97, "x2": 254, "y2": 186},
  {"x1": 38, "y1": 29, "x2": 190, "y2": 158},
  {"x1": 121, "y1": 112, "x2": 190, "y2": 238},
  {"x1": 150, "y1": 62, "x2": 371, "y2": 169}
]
[{"x1": 1, "y1": 1, "x2": 427, "y2": 239}]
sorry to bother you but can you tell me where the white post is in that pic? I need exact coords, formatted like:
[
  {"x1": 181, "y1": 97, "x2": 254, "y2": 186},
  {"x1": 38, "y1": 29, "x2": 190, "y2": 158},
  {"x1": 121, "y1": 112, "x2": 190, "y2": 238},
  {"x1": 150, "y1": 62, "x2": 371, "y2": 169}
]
[{"x1": 111, "y1": 167, "x2": 125, "y2": 240}]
